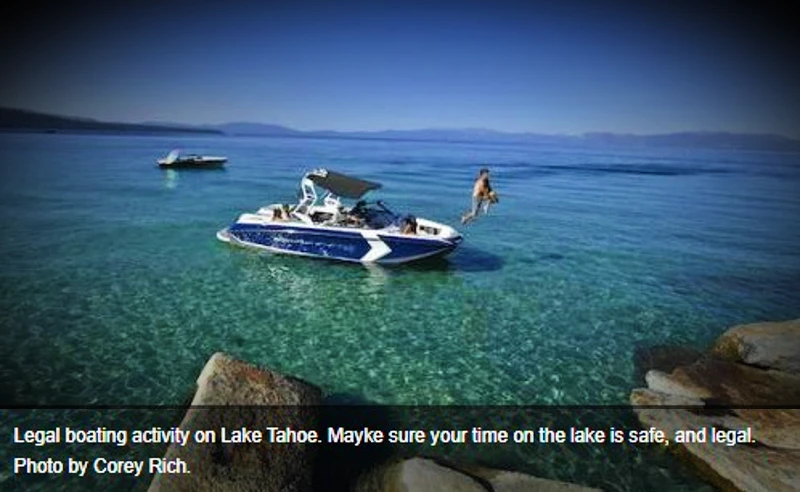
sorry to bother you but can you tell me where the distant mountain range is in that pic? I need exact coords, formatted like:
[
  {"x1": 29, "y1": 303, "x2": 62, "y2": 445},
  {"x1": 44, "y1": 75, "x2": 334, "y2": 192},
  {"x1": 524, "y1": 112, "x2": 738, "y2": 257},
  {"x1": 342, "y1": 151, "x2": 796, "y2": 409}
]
[
  {"x1": 0, "y1": 107, "x2": 221, "y2": 135},
  {"x1": 3, "y1": 107, "x2": 799, "y2": 152},
  {"x1": 213, "y1": 122, "x2": 800, "y2": 151}
]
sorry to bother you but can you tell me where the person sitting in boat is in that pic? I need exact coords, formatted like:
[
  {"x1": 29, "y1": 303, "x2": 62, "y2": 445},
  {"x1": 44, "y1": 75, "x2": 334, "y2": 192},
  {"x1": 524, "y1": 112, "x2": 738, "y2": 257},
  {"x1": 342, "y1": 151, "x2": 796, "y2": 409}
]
[
  {"x1": 341, "y1": 206, "x2": 365, "y2": 227},
  {"x1": 401, "y1": 215, "x2": 418, "y2": 235},
  {"x1": 461, "y1": 168, "x2": 495, "y2": 224},
  {"x1": 343, "y1": 200, "x2": 368, "y2": 227},
  {"x1": 349, "y1": 215, "x2": 365, "y2": 227},
  {"x1": 273, "y1": 205, "x2": 292, "y2": 221}
]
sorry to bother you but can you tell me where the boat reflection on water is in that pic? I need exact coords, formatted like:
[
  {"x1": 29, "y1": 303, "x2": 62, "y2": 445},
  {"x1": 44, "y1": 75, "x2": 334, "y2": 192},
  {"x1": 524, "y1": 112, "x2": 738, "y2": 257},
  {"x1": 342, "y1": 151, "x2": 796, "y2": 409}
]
[
  {"x1": 233, "y1": 252, "x2": 395, "y2": 304},
  {"x1": 226, "y1": 245, "x2": 491, "y2": 311},
  {"x1": 361, "y1": 263, "x2": 391, "y2": 296},
  {"x1": 396, "y1": 246, "x2": 505, "y2": 273},
  {"x1": 163, "y1": 169, "x2": 178, "y2": 189}
]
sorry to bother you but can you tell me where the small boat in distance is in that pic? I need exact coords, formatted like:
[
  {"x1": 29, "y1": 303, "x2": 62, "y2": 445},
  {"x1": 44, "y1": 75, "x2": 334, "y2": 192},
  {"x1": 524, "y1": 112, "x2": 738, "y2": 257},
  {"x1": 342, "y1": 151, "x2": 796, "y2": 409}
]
[
  {"x1": 217, "y1": 169, "x2": 463, "y2": 264},
  {"x1": 157, "y1": 149, "x2": 227, "y2": 169}
]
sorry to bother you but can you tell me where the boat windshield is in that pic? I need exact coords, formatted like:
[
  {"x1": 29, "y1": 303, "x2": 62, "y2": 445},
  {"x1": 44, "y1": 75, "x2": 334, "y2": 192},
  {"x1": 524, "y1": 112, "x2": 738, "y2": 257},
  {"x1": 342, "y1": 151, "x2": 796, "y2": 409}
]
[{"x1": 355, "y1": 201, "x2": 400, "y2": 229}]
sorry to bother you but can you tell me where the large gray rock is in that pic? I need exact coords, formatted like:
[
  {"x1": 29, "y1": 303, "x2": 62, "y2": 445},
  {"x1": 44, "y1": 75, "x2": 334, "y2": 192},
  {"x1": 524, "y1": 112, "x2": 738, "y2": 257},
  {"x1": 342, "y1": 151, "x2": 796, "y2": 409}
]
[
  {"x1": 453, "y1": 465, "x2": 602, "y2": 492},
  {"x1": 711, "y1": 319, "x2": 800, "y2": 375},
  {"x1": 630, "y1": 320, "x2": 800, "y2": 492},
  {"x1": 149, "y1": 352, "x2": 323, "y2": 492},
  {"x1": 653, "y1": 356, "x2": 800, "y2": 407}
]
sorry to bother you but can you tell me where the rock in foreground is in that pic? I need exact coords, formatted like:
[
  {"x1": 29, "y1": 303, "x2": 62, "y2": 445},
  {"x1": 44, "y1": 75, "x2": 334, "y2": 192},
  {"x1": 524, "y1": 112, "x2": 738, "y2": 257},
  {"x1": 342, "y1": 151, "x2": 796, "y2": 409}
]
[
  {"x1": 354, "y1": 457, "x2": 602, "y2": 492},
  {"x1": 631, "y1": 319, "x2": 800, "y2": 492},
  {"x1": 148, "y1": 352, "x2": 323, "y2": 492}
]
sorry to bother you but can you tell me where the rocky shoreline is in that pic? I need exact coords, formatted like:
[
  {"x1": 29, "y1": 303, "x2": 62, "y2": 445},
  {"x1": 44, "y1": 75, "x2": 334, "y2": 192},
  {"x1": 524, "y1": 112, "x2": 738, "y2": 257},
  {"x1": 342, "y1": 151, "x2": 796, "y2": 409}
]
[
  {"x1": 631, "y1": 319, "x2": 800, "y2": 492},
  {"x1": 148, "y1": 318, "x2": 799, "y2": 491}
]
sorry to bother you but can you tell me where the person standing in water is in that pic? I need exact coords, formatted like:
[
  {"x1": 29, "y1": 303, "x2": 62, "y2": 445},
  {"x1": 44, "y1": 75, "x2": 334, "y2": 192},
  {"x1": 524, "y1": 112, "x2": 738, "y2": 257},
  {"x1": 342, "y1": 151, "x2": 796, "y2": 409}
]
[{"x1": 461, "y1": 168, "x2": 496, "y2": 224}]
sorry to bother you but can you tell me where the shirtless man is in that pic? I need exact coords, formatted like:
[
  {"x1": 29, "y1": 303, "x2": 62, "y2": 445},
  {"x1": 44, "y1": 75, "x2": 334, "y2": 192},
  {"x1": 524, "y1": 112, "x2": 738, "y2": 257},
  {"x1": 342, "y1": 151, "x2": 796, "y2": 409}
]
[{"x1": 461, "y1": 168, "x2": 492, "y2": 224}]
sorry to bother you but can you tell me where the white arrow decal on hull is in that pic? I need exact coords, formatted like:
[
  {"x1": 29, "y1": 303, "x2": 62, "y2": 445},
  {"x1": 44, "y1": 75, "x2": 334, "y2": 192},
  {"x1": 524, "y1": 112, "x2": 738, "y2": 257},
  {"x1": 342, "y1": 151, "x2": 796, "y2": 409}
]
[{"x1": 360, "y1": 230, "x2": 391, "y2": 262}]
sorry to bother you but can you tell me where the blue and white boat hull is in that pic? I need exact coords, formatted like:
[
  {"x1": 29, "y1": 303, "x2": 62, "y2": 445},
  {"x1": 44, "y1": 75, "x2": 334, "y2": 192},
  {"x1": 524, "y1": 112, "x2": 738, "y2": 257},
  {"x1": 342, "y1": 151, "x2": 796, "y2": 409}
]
[{"x1": 217, "y1": 222, "x2": 461, "y2": 264}]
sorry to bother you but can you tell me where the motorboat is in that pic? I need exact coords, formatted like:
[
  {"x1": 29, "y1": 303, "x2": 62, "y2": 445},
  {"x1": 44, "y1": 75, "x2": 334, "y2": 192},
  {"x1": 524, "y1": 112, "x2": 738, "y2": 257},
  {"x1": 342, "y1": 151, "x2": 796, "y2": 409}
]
[
  {"x1": 217, "y1": 169, "x2": 463, "y2": 264},
  {"x1": 157, "y1": 149, "x2": 227, "y2": 169}
]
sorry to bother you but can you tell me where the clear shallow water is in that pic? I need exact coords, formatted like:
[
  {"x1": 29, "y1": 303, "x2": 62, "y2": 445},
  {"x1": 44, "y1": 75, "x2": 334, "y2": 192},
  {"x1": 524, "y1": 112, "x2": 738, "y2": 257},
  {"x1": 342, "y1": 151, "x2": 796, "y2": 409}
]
[{"x1": 0, "y1": 133, "x2": 798, "y2": 490}]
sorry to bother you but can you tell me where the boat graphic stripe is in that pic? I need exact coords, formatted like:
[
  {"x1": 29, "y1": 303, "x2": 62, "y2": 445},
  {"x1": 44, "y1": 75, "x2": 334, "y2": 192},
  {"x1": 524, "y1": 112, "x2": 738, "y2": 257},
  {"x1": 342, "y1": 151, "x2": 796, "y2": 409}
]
[{"x1": 360, "y1": 230, "x2": 391, "y2": 262}]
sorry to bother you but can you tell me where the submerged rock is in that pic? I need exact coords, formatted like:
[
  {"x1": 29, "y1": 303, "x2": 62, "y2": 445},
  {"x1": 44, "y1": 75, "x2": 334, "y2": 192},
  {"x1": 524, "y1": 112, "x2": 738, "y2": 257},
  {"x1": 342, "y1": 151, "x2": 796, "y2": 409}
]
[
  {"x1": 353, "y1": 457, "x2": 602, "y2": 492},
  {"x1": 644, "y1": 368, "x2": 711, "y2": 400},
  {"x1": 630, "y1": 319, "x2": 800, "y2": 492},
  {"x1": 632, "y1": 344, "x2": 703, "y2": 384},
  {"x1": 148, "y1": 352, "x2": 322, "y2": 492}
]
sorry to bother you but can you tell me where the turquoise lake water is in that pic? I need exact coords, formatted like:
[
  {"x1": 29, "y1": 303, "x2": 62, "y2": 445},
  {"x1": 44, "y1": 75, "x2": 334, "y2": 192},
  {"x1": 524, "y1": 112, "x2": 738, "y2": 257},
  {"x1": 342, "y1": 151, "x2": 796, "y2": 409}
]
[{"x1": 0, "y1": 133, "x2": 798, "y2": 490}]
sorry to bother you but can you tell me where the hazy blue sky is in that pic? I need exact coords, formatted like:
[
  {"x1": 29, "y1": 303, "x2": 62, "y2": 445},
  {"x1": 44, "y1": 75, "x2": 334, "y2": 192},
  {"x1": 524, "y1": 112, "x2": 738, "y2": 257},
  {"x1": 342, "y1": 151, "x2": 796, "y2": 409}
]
[{"x1": 2, "y1": 1, "x2": 798, "y2": 136}]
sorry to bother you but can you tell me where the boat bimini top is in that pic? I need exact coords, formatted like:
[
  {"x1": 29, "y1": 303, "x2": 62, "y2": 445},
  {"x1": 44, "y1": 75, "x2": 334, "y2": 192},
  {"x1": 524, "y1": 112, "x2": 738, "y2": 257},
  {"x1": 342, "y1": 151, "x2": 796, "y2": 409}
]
[
  {"x1": 305, "y1": 168, "x2": 382, "y2": 199},
  {"x1": 290, "y1": 169, "x2": 384, "y2": 223}
]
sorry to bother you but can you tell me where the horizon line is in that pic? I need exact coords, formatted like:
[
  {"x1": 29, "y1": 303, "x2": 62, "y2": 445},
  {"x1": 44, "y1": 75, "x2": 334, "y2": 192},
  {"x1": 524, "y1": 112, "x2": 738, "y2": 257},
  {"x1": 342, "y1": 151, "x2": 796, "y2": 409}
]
[{"x1": 3, "y1": 105, "x2": 800, "y2": 141}]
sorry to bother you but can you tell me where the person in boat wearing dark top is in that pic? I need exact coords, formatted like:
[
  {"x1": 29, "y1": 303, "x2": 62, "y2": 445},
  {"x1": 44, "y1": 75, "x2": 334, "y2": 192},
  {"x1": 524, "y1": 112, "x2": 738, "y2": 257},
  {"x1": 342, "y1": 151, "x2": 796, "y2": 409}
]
[
  {"x1": 461, "y1": 168, "x2": 498, "y2": 224},
  {"x1": 345, "y1": 201, "x2": 367, "y2": 227}
]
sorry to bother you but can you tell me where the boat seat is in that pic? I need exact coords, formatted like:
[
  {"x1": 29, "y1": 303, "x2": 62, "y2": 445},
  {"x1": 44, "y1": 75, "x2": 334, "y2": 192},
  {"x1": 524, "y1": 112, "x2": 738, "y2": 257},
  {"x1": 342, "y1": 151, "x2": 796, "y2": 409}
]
[
  {"x1": 311, "y1": 211, "x2": 334, "y2": 224},
  {"x1": 290, "y1": 212, "x2": 314, "y2": 225},
  {"x1": 321, "y1": 206, "x2": 348, "y2": 226}
]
